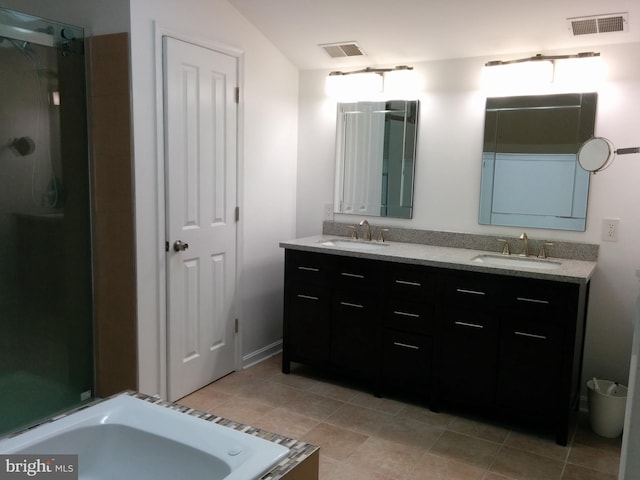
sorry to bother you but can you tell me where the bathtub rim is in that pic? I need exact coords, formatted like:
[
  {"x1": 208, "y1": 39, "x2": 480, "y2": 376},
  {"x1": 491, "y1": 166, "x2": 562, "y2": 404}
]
[{"x1": 0, "y1": 391, "x2": 291, "y2": 480}]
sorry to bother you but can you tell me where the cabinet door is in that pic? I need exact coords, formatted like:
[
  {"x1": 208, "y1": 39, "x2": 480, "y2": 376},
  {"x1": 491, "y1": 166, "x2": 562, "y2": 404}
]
[
  {"x1": 383, "y1": 329, "x2": 432, "y2": 395},
  {"x1": 436, "y1": 306, "x2": 499, "y2": 406},
  {"x1": 285, "y1": 284, "x2": 331, "y2": 365},
  {"x1": 331, "y1": 290, "x2": 379, "y2": 379},
  {"x1": 497, "y1": 316, "x2": 564, "y2": 414},
  {"x1": 283, "y1": 250, "x2": 333, "y2": 370}
]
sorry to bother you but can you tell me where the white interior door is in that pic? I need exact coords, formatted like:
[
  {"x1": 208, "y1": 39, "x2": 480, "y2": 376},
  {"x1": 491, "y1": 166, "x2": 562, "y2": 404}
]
[{"x1": 163, "y1": 36, "x2": 238, "y2": 401}]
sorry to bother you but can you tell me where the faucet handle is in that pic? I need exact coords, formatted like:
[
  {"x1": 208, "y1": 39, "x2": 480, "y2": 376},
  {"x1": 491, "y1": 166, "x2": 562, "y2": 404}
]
[
  {"x1": 347, "y1": 225, "x2": 358, "y2": 240},
  {"x1": 497, "y1": 238, "x2": 510, "y2": 255},
  {"x1": 377, "y1": 228, "x2": 390, "y2": 243},
  {"x1": 537, "y1": 242, "x2": 554, "y2": 259}
]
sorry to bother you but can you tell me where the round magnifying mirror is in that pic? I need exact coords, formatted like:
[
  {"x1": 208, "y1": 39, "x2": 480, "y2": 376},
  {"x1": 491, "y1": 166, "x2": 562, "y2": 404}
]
[{"x1": 578, "y1": 137, "x2": 613, "y2": 173}]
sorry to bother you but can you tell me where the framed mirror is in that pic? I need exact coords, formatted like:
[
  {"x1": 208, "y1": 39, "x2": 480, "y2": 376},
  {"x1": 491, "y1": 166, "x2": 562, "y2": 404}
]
[
  {"x1": 479, "y1": 92, "x2": 597, "y2": 231},
  {"x1": 334, "y1": 100, "x2": 418, "y2": 219}
]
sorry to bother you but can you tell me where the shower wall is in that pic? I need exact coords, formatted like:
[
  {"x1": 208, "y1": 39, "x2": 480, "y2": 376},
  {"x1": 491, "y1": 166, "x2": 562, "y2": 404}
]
[{"x1": 0, "y1": 9, "x2": 93, "y2": 434}]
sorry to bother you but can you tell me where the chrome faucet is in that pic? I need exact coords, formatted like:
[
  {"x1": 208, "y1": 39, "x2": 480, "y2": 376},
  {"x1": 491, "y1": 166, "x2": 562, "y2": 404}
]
[
  {"x1": 519, "y1": 232, "x2": 529, "y2": 257},
  {"x1": 359, "y1": 219, "x2": 372, "y2": 241}
]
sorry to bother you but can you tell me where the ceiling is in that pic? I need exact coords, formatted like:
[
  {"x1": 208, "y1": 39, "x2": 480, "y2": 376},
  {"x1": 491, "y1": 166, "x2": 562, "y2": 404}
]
[{"x1": 227, "y1": 0, "x2": 640, "y2": 70}]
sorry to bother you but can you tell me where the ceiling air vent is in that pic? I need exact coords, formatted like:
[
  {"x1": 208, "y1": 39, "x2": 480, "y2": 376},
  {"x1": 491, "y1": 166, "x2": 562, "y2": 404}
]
[
  {"x1": 568, "y1": 13, "x2": 628, "y2": 36},
  {"x1": 319, "y1": 42, "x2": 365, "y2": 58}
]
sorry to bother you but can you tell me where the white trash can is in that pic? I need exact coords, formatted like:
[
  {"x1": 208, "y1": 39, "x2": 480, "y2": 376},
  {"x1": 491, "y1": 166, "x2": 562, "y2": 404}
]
[{"x1": 586, "y1": 378, "x2": 628, "y2": 438}]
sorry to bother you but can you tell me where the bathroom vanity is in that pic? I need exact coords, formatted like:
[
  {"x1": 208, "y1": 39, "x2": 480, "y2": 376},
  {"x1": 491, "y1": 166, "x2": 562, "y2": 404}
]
[{"x1": 281, "y1": 229, "x2": 596, "y2": 445}]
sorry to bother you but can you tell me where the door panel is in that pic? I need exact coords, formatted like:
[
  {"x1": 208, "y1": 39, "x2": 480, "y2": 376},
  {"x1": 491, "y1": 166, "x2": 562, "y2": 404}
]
[{"x1": 163, "y1": 36, "x2": 237, "y2": 401}]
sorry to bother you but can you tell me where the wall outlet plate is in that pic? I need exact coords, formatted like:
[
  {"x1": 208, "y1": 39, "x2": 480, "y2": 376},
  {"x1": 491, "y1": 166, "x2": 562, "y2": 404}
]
[{"x1": 602, "y1": 218, "x2": 620, "y2": 242}]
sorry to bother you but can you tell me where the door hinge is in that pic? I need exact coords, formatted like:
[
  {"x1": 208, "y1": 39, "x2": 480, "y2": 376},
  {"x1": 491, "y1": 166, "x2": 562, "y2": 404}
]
[
  {"x1": 165, "y1": 241, "x2": 169, "y2": 252},
  {"x1": 235, "y1": 206, "x2": 240, "y2": 222},
  {"x1": 235, "y1": 87, "x2": 239, "y2": 104},
  {"x1": 234, "y1": 318, "x2": 239, "y2": 333}
]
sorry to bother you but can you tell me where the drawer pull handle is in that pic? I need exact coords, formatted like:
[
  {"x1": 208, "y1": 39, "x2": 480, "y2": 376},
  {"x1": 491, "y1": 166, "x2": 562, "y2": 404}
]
[
  {"x1": 456, "y1": 288, "x2": 486, "y2": 296},
  {"x1": 341, "y1": 302, "x2": 364, "y2": 309},
  {"x1": 515, "y1": 331, "x2": 547, "y2": 340},
  {"x1": 394, "y1": 311, "x2": 420, "y2": 318},
  {"x1": 396, "y1": 280, "x2": 421, "y2": 287},
  {"x1": 516, "y1": 297, "x2": 550, "y2": 305},
  {"x1": 393, "y1": 341, "x2": 420, "y2": 350},
  {"x1": 455, "y1": 321, "x2": 484, "y2": 329},
  {"x1": 297, "y1": 294, "x2": 318, "y2": 301},
  {"x1": 297, "y1": 266, "x2": 319, "y2": 272},
  {"x1": 341, "y1": 272, "x2": 365, "y2": 279}
]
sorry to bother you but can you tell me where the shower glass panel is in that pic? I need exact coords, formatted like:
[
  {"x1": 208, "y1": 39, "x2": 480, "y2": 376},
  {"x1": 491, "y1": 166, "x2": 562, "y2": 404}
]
[{"x1": 0, "y1": 8, "x2": 92, "y2": 434}]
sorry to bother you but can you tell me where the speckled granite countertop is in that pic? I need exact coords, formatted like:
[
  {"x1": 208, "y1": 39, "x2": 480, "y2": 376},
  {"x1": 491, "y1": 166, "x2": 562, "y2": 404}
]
[{"x1": 280, "y1": 235, "x2": 597, "y2": 284}]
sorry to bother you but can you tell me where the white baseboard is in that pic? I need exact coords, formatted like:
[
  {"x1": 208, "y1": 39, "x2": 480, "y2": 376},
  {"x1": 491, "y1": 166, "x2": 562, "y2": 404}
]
[{"x1": 241, "y1": 340, "x2": 282, "y2": 370}]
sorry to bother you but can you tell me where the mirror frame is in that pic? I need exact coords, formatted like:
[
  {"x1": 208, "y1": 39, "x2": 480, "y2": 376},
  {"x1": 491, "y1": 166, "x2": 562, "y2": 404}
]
[
  {"x1": 479, "y1": 92, "x2": 597, "y2": 232},
  {"x1": 334, "y1": 100, "x2": 419, "y2": 219}
]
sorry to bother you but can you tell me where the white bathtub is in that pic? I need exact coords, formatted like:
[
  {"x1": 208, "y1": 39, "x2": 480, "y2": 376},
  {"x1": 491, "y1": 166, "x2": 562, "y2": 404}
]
[{"x1": 0, "y1": 393, "x2": 289, "y2": 480}]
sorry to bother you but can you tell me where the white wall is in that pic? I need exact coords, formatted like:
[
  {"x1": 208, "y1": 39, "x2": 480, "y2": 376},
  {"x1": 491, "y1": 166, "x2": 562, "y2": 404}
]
[
  {"x1": 297, "y1": 42, "x2": 640, "y2": 392},
  {"x1": 129, "y1": 0, "x2": 298, "y2": 395}
]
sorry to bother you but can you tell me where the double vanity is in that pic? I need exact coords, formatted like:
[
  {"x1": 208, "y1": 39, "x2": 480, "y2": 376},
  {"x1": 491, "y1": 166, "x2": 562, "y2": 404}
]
[{"x1": 280, "y1": 222, "x2": 598, "y2": 445}]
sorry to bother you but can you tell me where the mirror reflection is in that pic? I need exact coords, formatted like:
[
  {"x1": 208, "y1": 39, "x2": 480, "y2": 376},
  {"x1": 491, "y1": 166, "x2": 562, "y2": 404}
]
[
  {"x1": 334, "y1": 100, "x2": 418, "y2": 219},
  {"x1": 479, "y1": 92, "x2": 597, "y2": 231}
]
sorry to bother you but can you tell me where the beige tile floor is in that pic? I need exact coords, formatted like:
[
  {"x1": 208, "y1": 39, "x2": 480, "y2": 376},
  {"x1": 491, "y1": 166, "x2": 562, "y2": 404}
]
[{"x1": 179, "y1": 355, "x2": 621, "y2": 480}]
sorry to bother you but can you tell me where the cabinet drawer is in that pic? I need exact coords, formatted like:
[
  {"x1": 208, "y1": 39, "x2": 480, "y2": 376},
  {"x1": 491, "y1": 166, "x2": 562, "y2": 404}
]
[
  {"x1": 505, "y1": 279, "x2": 578, "y2": 313},
  {"x1": 285, "y1": 250, "x2": 330, "y2": 285},
  {"x1": 388, "y1": 267, "x2": 436, "y2": 299},
  {"x1": 441, "y1": 272, "x2": 501, "y2": 305},
  {"x1": 334, "y1": 256, "x2": 379, "y2": 290},
  {"x1": 385, "y1": 300, "x2": 435, "y2": 334}
]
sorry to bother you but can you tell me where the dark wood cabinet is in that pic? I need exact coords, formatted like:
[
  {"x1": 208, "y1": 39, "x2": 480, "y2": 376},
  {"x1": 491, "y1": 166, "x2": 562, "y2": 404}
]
[
  {"x1": 331, "y1": 256, "x2": 381, "y2": 381},
  {"x1": 382, "y1": 266, "x2": 437, "y2": 398},
  {"x1": 495, "y1": 278, "x2": 581, "y2": 445},
  {"x1": 283, "y1": 250, "x2": 383, "y2": 388},
  {"x1": 282, "y1": 251, "x2": 332, "y2": 372},
  {"x1": 282, "y1": 248, "x2": 589, "y2": 445}
]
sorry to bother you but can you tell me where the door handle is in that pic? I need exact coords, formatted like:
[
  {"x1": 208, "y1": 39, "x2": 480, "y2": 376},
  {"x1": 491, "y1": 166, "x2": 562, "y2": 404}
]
[{"x1": 173, "y1": 240, "x2": 189, "y2": 252}]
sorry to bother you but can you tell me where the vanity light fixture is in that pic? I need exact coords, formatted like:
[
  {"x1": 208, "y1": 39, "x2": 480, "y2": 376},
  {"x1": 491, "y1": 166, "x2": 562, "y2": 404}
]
[
  {"x1": 483, "y1": 52, "x2": 601, "y2": 94},
  {"x1": 328, "y1": 65, "x2": 414, "y2": 77},
  {"x1": 484, "y1": 51, "x2": 600, "y2": 67},
  {"x1": 326, "y1": 65, "x2": 415, "y2": 100}
]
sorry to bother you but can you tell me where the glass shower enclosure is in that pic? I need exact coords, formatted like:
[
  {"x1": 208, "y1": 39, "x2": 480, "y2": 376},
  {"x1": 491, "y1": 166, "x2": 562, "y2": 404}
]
[{"x1": 0, "y1": 7, "x2": 93, "y2": 434}]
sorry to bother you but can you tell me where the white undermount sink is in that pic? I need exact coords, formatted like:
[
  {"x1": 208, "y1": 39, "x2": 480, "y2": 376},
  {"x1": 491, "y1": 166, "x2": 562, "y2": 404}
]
[
  {"x1": 319, "y1": 239, "x2": 389, "y2": 250},
  {"x1": 471, "y1": 254, "x2": 561, "y2": 270}
]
